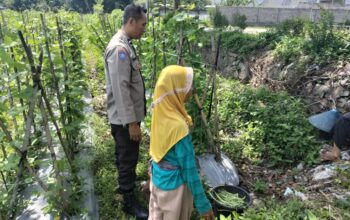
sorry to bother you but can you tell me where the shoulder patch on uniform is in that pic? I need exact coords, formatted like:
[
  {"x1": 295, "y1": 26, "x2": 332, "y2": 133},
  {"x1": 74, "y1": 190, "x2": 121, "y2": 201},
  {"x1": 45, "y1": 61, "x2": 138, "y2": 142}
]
[
  {"x1": 118, "y1": 51, "x2": 127, "y2": 60},
  {"x1": 117, "y1": 47, "x2": 127, "y2": 52}
]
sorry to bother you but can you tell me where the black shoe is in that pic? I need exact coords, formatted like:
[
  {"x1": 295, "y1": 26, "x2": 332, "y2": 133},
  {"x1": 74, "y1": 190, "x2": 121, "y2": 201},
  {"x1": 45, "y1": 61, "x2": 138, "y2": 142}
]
[{"x1": 122, "y1": 192, "x2": 149, "y2": 220}]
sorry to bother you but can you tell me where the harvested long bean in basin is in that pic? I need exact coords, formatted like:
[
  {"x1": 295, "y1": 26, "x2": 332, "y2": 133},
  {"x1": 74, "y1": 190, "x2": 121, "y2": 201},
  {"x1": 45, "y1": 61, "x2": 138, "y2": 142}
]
[{"x1": 213, "y1": 189, "x2": 246, "y2": 209}]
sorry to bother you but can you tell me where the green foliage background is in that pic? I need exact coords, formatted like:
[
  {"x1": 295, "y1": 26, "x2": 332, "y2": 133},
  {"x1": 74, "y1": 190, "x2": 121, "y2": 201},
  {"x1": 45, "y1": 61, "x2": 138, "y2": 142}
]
[{"x1": 216, "y1": 79, "x2": 320, "y2": 166}]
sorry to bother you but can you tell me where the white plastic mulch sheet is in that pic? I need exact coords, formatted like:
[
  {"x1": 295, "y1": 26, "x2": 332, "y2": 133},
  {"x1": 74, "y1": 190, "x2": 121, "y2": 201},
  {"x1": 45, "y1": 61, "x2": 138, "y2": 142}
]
[{"x1": 197, "y1": 153, "x2": 239, "y2": 188}]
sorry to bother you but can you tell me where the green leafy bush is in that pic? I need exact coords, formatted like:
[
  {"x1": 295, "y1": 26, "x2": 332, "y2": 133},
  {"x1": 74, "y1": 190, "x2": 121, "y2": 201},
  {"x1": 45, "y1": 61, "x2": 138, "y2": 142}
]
[
  {"x1": 220, "y1": 28, "x2": 284, "y2": 58},
  {"x1": 274, "y1": 10, "x2": 350, "y2": 65},
  {"x1": 224, "y1": 0, "x2": 254, "y2": 6},
  {"x1": 345, "y1": 19, "x2": 350, "y2": 26},
  {"x1": 208, "y1": 8, "x2": 229, "y2": 28},
  {"x1": 217, "y1": 79, "x2": 320, "y2": 167},
  {"x1": 217, "y1": 18, "x2": 310, "y2": 59},
  {"x1": 218, "y1": 12, "x2": 350, "y2": 64},
  {"x1": 232, "y1": 13, "x2": 247, "y2": 30},
  {"x1": 233, "y1": 198, "x2": 321, "y2": 220},
  {"x1": 253, "y1": 180, "x2": 268, "y2": 195},
  {"x1": 335, "y1": 165, "x2": 350, "y2": 190},
  {"x1": 274, "y1": 36, "x2": 305, "y2": 63},
  {"x1": 275, "y1": 18, "x2": 307, "y2": 37},
  {"x1": 221, "y1": 31, "x2": 260, "y2": 56}
]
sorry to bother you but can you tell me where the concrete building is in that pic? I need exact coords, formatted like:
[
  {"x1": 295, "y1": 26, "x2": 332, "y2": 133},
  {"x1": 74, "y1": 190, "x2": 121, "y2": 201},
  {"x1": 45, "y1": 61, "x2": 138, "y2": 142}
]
[
  {"x1": 248, "y1": 0, "x2": 349, "y2": 8},
  {"x1": 209, "y1": 0, "x2": 349, "y2": 8}
]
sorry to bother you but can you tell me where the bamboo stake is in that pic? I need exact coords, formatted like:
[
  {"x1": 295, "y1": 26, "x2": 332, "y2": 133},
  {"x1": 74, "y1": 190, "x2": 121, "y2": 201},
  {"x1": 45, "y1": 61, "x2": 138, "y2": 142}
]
[
  {"x1": 201, "y1": 35, "x2": 221, "y2": 106},
  {"x1": 185, "y1": 38, "x2": 192, "y2": 54},
  {"x1": 99, "y1": 14, "x2": 110, "y2": 39},
  {"x1": 1, "y1": 105, "x2": 70, "y2": 219},
  {"x1": 151, "y1": 13, "x2": 157, "y2": 88},
  {"x1": 0, "y1": 171, "x2": 8, "y2": 191},
  {"x1": 209, "y1": 36, "x2": 222, "y2": 162},
  {"x1": 207, "y1": 35, "x2": 221, "y2": 120},
  {"x1": 0, "y1": 10, "x2": 6, "y2": 27},
  {"x1": 105, "y1": 15, "x2": 114, "y2": 37},
  {"x1": 56, "y1": 17, "x2": 73, "y2": 151},
  {"x1": 162, "y1": 37, "x2": 166, "y2": 68},
  {"x1": 89, "y1": 24, "x2": 106, "y2": 51},
  {"x1": 111, "y1": 14, "x2": 116, "y2": 33},
  {"x1": 17, "y1": 31, "x2": 72, "y2": 218},
  {"x1": 0, "y1": 22, "x2": 3, "y2": 43},
  {"x1": 3, "y1": 123, "x2": 69, "y2": 218},
  {"x1": 40, "y1": 14, "x2": 65, "y2": 129},
  {"x1": 0, "y1": 120, "x2": 22, "y2": 220},
  {"x1": 21, "y1": 12, "x2": 28, "y2": 42},
  {"x1": 24, "y1": 158, "x2": 48, "y2": 189},
  {"x1": 1, "y1": 109, "x2": 30, "y2": 158},
  {"x1": 0, "y1": 15, "x2": 19, "y2": 141},
  {"x1": 176, "y1": 24, "x2": 184, "y2": 65},
  {"x1": 10, "y1": 47, "x2": 27, "y2": 121},
  {"x1": 39, "y1": 70, "x2": 74, "y2": 164},
  {"x1": 18, "y1": 31, "x2": 73, "y2": 165},
  {"x1": 193, "y1": 93, "x2": 216, "y2": 153},
  {"x1": 38, "y1": 96, "x2": 69, "y2": 211},
  {"x1": 6, "y1": 159, "x2": 25, "y2": 220},
  {"x1": 0, "y1": 119, "x2": 32, "y2": 220},
  {"x1": 0, "y1": 119, "x2": 9, "y2": 158},
  {"x1": 31, "y1": 26, "x2": 37, "y2": 53},
  {"x1": 19, "y1": 84, "x2": 39, "y2": 155},
  {"x1": 200, "y1": 72, "x2": 213, "y2": 105},
  {"x1": 213, "y1": 71, "x2": 219, "y2": 141},
  {"x1": 5, "y1": 64, "x2": 19, "y2": 139},
  {"x1": 17, "y1": 31, "x2": 42, "y2": 154}
]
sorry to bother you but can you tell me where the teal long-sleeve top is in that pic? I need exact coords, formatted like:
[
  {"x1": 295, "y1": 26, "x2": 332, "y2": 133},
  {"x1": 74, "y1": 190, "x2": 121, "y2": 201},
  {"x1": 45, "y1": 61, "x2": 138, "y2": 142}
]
[{"x1": 151, "y1": 134, "x2": 212, "y2": 215}]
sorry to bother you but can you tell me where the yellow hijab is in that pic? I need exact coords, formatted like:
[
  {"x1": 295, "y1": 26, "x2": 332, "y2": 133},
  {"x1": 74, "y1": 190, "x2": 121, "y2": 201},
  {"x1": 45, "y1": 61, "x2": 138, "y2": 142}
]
[{"x1": 150, "y1": 65, "x2": 193, "y2": 162}]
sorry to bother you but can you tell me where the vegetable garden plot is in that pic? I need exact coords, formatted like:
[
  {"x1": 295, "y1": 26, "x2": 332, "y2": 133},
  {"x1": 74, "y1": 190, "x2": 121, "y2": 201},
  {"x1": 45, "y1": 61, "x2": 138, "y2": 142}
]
[{"x1": 0, "y1": 11, "x2": 90, "y2": 218}]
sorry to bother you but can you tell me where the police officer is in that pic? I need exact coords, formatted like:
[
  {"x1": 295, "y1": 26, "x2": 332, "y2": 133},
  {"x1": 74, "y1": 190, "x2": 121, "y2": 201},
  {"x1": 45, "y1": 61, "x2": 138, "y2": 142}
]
[{"x1": 104, "y1": 4, "x2": 148, "y2": 219}]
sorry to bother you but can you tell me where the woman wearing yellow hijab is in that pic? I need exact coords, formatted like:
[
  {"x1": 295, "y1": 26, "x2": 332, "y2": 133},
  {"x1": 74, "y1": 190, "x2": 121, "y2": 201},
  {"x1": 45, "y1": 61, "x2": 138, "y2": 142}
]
[{"x1": 149, "y1": 65, "x2": 214, "y2": 220}]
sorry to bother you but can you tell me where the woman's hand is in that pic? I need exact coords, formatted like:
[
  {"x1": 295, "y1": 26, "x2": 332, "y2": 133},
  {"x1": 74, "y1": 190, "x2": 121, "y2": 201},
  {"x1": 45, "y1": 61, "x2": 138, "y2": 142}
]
[
  {"x1": 320, "y1": 144, "x2": 341, "y2": 162},
  {"x1": 201, "y1": 210, "x2": 215, "y2": 220},
  {"x1": 320, "y1": 150, "x2": 338, "y2": 161}
]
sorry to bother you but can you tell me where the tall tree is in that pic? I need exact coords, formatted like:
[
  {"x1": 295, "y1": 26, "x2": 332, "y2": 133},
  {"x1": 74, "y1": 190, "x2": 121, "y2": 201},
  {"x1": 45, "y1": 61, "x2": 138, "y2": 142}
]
[
  {"x1": 7, "y1": 0, "x2": 39, "y2": 10},
  {"x1": 69, "y1": 0, "x2": 95, "y2": 13},
  {"x1": 103, "y1": 0, "x2": 132, "y2": 13},
  {"x1": 47, "y1": 0, "x2": 64, "y2": 10}
]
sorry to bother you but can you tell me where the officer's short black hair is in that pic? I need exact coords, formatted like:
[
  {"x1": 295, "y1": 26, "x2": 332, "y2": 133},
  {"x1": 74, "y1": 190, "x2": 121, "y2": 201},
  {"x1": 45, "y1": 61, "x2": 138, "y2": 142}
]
[{"x1": 123, "y1": 4, "x2": 147, "y2": 25}]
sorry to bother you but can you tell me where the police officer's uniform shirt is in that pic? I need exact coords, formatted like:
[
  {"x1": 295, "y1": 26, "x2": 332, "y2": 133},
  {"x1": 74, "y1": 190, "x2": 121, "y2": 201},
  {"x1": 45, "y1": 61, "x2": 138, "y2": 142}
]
[{"x1": 104, "y1": 30, "x2": 146, "y2": 125}]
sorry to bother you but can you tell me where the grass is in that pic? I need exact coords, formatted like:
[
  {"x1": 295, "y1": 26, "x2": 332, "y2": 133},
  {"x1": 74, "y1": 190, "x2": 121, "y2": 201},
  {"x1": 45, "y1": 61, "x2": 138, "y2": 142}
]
[{"x1": 90, "y1": 113, "x2": 149, "y2": 220}]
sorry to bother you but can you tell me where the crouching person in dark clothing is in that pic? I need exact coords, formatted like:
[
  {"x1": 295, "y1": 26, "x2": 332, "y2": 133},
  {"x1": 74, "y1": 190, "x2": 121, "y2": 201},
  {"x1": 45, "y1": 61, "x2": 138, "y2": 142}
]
[{"x1": 321, "y1": 102, "x2": 350, "y2": 161}]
